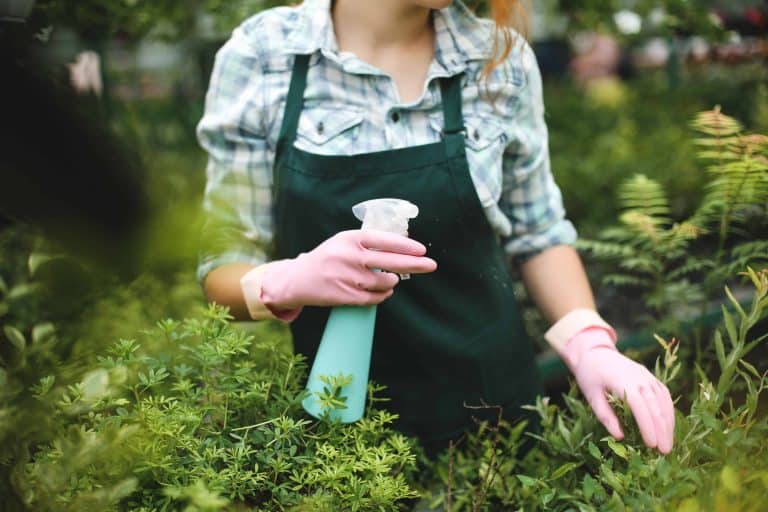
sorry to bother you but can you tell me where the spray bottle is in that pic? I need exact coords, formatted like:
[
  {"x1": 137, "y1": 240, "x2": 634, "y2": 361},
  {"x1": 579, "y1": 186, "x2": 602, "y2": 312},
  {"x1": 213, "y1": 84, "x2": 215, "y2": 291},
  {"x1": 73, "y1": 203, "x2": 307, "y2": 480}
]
[{"x1": 302, "y1": 198, "x2": 419, "y2": 423}]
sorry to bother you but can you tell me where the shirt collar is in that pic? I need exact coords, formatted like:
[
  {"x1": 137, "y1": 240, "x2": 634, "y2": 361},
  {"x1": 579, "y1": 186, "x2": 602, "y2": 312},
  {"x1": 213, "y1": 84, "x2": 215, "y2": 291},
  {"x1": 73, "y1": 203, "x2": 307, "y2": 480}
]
[{"x1": 284, "y1": 0, "x2": 493, "y2": 75}]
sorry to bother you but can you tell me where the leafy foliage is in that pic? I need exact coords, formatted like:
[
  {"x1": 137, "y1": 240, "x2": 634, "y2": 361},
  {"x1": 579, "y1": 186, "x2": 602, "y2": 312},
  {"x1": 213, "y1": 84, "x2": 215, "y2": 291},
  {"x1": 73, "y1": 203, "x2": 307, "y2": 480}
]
[
  {"x1": 424, "y1": 268, "x2": 768, "y2": 511},
  {"x1": 689, "y1": 107, "x2": 768, "y2": 260},
  {"x1": 578, "y1": 107, "x2": 768, "y2": 326},
  {"x1": 31, "y1": 0, "x2": 289, "y2": 41},
  {"x1": 550, "y1": 0, "x2": 741, "y2": 40},
  {"x1": 18, "y1": 306, "x2": 419, "y2": 511}
]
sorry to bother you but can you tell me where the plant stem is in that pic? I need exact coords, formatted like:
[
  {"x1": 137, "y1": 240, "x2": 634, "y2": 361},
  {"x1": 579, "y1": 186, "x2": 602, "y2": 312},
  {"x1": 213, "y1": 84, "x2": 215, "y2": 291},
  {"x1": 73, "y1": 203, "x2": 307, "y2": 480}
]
[{"x1": 447, "y1": 440, "x2": 454, "y2": 512}]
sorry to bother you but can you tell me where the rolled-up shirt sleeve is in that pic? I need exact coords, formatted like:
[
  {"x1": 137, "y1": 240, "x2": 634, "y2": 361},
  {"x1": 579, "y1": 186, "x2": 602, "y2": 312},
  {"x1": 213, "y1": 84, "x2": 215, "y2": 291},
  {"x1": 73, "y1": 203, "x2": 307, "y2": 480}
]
[
  {"x1": 499, "y1": 43, "x2": 577, "y2": 264},
  {"x1": 195, "y1": 24, "x2": 273, "y2": 284}
]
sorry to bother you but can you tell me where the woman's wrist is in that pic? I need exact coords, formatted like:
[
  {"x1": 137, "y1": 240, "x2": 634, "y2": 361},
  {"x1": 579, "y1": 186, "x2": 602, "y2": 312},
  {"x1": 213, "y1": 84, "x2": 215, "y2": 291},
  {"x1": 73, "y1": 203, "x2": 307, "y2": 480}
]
[
  {"x1": 544, "y1": 308, "x2": 618, "y2": 368},
  {"x1": 240, "y1": 260, "x2": 303, "y2": 322},
  {"x1": 561, "y1": 326, "x2": 617, "y2": 370}
]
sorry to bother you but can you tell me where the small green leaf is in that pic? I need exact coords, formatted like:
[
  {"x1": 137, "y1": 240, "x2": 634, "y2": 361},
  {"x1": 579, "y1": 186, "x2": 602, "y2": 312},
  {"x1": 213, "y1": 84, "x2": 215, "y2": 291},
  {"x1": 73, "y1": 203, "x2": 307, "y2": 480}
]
[
  {"x1": 32, "y1": 376, "x2": 55, "y2": 397},
  {"x1": 582, "y1": 474, "x2": 597, "y2": 500},
  {"x1": 557, "y1": 414, "x2": 572, "y2": 446},
  {"x1": 107, "y1": 477, "x2": 138, "y2": 502},
  {"x1": 32, "y1": 323, "x2": 55, "y2": 344},
  {"x1": 720, "y1": 465, "x2": 741, "y2": 494},
  {"x1": 516, "y1": 474, "x2": 537, "y2": 488},
  {"x1": 605, "y1": 438, "x2": 629, "y2": 459},
  {"x1": 28, "y1": 252, "x2": 61, "y2": 276},
  {"x1": 551, "y1": 462, "x2": 579, "y2": 480},
  {"x1": 714, "y1": 331, "x2": 726, "y2": 369},
  {"x1": 3, "y1": 325, "x2": 26, "y2": 352},
  {"x1": 82, "y1": 369, "x2": 110, "y2": 401},
  {"x1": 721, "y1": 305, "x2": 738, "y2": 347},
  {"x1": 724, "y1": 285, "x2": 747, "y2": 319},
  {"x1": 738, "y1": 359, "x2": 761, "y2": 379},
  {"x1": 676, "y1": 497, "x2": 700, "y2": 512},
  {"x1": 588, "y1": 441, "x2": 602, "y2": 460},
  {"x1": 653, "y1": 333, "x2": 669, "y2": 350},
  {"x1": 8, "y1": 283, "x2": 41, "y2": 301},
  {"x1": 541, "y1": 488, "x2": 556, "y2": 506}
]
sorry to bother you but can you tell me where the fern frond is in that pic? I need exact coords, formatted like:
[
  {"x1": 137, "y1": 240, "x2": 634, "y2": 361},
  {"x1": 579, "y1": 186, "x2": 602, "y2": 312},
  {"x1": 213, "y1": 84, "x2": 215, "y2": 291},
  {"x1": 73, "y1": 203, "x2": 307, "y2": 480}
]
[
  {"x1": 732, "y1": 240, "x2": 768, "y2": 260},
  {"x1": 597, "y1": 227, "x2": 637, "y2": 243},
  {"x1": 688, "y1": 197, "x2": 726, "y2": 228},
  {"x1": 618, "y1": 256, "x2": 662, "y2": 275},
  {"x1": 694, "y1": 135, "x2": 768, "y2": 232},
  {"x1": 646, "y1": 280, "x2": 706, "y2": 312},
  {"x1": 620, "y1": 211, "x2": 663, "y2": 240},
  {"x1": 696, "y1": 149, "x2": 742, "y2": 162},
  {"x1": 603, "y1": 274, "x2": 651, "y2": 288},
  {"x1": 575, "y1": 239, "x2": 634, "y2": 259},
  {"x1": 742, "y1": 134, "x2": 768, "y2": 155},
  {"x1": 690, "y1": 106, "x2": 742, "y2": 138},
  {"x1": 667, "y1": 258, "x2": 716, "y2": 280},
  {"x1": 670, "y1": 221, "x2": 707, "y2": 240},
  {"x1": 618, "y1": 175, "x2": 671, "y2": 218},
  {"x1": 718, "y1": 241, "x2": 768, "y2": 276},
  {"x1": 692, "y1": 136, "x2": 742, "y2": 147}
]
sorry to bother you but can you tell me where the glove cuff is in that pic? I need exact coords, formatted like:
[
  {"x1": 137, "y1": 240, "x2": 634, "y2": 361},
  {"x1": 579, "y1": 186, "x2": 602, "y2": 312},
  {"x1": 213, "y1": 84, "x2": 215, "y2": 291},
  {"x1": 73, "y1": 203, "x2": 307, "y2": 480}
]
[
  {"x1": 545, "y1": 308, "x2": 617, "y2": 355},
  {"x1": 241, "y1": 261, "x2": 303, "y2": 323},
  {"x1": 561, "y1": 326, "x2": 618, "y2": 370}
]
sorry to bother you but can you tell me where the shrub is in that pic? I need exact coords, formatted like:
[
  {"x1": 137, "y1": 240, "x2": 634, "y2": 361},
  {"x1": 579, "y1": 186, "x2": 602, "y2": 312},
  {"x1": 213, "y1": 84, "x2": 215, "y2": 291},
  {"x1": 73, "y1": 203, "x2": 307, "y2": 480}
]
[
  {"x1": 18, "y1": 306, "x2": 419, "y2": 511},
  {"x1": 423, "y1": 268, "x2": 768, "y2": 511}
]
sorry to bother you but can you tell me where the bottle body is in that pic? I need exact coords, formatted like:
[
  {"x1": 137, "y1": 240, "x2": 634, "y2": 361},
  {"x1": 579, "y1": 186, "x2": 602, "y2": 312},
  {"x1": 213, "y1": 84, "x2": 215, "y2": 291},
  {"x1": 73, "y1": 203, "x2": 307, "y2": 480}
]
[{"x1": 302, "y1": 304, "x2": 377, "y2": 422}]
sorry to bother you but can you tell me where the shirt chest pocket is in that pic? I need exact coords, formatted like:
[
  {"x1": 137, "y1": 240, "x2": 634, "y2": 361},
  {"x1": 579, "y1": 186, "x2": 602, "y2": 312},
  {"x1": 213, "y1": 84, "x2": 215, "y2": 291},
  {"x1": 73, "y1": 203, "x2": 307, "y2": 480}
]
[
  {"x1": 294, "y1": 106, "x2": 365, "y2": 155},
  {"x1": 428, "y1": 113, "x2": 507, "y2": 208}
]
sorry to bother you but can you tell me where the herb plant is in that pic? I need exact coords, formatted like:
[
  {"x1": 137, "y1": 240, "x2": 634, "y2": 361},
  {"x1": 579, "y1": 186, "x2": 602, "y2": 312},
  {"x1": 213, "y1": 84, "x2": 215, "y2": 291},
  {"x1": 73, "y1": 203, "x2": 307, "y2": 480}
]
[{"x1": 19, "y1": 307, "x2": 419, "y2": 511}]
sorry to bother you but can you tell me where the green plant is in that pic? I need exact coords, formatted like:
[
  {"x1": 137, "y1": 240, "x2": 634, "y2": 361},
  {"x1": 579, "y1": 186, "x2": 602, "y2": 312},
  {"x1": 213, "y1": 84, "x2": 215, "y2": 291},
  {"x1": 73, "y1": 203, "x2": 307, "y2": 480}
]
[
  {"x1": 425, "y1": 267, "x2": 768, "y2": 511},
  {"x1": 577, "y1": 107, "x2": 768, "y2": 327},
  {"x1": 557, "y1": 0, "x2": 726, "y2": 40},
  {"x1": 688, "y1": 107, "x2": 768, "y2": 270},
  {"x1": 31, "y1": 0, "x2": 290, "y2": 42},
  {"x1": 19, "y1": 306, "x2": 419, "y2": 511},
  {"x1": 547, "y1": 67, "x2": 767, "y2": 237}
]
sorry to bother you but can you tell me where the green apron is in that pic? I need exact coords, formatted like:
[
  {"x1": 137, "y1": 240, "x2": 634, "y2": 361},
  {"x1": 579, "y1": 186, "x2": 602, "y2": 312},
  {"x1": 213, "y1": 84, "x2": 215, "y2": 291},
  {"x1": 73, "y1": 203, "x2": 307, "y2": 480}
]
[{"x1": 273, "y1": 53, "x2": 543, "y2": 447}]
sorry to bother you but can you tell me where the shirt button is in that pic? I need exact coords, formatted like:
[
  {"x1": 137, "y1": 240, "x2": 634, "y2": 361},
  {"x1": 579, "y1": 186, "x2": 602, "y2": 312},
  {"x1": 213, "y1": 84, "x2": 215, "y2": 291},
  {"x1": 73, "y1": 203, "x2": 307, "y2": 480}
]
[
  {"x1": 390, "y1": 111, "x2": 400, "y2": 123},
  {"x1": 317, "y1": 121, "x2": 325, "y2": 134}
]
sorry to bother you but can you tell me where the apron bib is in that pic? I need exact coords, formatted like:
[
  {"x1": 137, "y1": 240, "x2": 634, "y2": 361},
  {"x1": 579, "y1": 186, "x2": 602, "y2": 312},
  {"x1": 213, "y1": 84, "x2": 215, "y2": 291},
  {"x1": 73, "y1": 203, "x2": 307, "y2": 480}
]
[{"x1": 273, "y1": 54, "x2": 543, "y2": 445}]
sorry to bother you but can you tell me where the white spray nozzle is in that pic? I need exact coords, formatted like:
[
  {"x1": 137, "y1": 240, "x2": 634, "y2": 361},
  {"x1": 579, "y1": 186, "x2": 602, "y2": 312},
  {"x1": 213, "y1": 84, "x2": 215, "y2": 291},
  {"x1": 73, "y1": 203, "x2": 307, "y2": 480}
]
[
  {"x1": 352, "y1": 198, "x2": 419, "y2": 280},
  {"x1": 352, "y1": 198, "x2": 419, "y2": 236}
]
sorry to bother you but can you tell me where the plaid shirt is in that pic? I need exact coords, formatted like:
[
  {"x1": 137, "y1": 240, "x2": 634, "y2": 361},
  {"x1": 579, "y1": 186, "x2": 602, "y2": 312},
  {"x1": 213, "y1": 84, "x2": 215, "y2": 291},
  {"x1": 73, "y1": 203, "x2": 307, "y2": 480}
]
[{"x1": 196, "y1": 0, "x2": 577, "y2": 282}]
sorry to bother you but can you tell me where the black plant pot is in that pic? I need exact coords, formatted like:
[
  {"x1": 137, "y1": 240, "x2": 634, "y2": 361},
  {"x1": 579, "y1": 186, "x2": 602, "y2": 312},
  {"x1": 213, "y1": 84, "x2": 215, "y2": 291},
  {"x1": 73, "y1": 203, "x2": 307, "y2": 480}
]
[{"x1": 0, "y1": 0, "x2": 36, "y2": 22}]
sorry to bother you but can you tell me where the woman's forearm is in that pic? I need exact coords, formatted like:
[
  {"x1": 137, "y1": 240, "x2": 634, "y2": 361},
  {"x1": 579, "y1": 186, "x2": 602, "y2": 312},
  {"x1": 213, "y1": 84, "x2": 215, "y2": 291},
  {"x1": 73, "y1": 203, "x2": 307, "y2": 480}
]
[
  {"x1": 518, "y1": 244, "x2": 598, "y2": 324},
  {"x1": 203, "y1": 263, "x2": 277, "y2": 321}
]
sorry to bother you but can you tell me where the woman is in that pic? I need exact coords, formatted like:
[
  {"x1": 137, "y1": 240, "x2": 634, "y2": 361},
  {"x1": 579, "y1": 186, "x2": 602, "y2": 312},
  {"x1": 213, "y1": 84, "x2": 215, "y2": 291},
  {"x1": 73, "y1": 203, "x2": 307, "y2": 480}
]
[{"x1": 197, "y1": 0, "x2": 674, "y2": 456}]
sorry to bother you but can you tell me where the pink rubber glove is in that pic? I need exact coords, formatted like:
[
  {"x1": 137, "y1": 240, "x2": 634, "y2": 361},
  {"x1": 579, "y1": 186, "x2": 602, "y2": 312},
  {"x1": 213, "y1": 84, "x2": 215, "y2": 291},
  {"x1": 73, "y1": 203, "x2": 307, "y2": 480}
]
[
  {"x1": 257, "y1": 229, "x2": 437, "y2": 318},
  {"x1": 562, "y1": 326, "x2": 675, "y2": 454}
]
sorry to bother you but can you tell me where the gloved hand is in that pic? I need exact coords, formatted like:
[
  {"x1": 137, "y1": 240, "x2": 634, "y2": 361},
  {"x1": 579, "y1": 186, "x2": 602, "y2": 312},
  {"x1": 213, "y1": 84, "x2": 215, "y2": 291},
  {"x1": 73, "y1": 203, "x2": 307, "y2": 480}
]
[
  {"x1": 252, "y1": 229, "x2": 437, "y2": 317},
  {"x1": 562, "y1": 326, "x2": 675, "y2": 454}
]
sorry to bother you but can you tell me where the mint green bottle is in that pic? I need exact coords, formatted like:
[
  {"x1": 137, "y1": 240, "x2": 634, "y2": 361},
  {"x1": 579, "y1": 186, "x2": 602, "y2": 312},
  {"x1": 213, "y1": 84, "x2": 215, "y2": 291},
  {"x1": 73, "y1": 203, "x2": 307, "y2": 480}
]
[{"x1": 302, "y1": 198, "x2": 419, "y2": 423}]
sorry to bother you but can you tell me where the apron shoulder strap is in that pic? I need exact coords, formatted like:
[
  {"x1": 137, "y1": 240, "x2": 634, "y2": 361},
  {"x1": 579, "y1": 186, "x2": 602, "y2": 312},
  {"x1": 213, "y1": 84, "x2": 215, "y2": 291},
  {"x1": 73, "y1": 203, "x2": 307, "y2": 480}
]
[
  {"x1": 278, "y1": 53, "x2": 311, "y2": 145},
  {"x1": 440, "y1": 73, "x2": 466, "y2": 158},
  {"x1": 439, "y1": 73, "x2": 465, "y2": 136}
]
